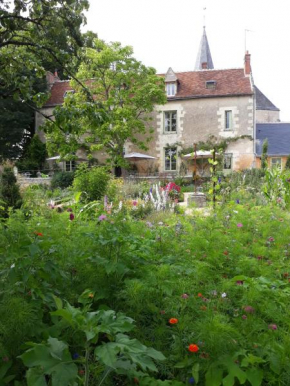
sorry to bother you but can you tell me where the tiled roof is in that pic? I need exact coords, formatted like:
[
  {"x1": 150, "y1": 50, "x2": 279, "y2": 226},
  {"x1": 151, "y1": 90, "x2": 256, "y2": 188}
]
[
  {"x1": 255, "y1": 86, "x2": 279, "y2": 111},
  {"x1": 44, "y1": 68, "x2": 253, "y2": 107},
  {"x1": 256, "y1": 123, "x2": 290, "y2": 156},
  {"x1": 164, "y1": 68, "x2": 253, "y2": 99},
  {"x1": 44, "y1": 81, "x2": 73, "y2": 107}
]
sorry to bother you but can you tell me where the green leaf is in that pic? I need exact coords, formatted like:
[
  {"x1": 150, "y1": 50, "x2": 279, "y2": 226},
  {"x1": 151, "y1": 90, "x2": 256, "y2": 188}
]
[
  {"x1": 26, "y1": 368, "x2": 47, "y2": 386},
  {"x1": 53, "y1": 296, "x2": 63, "y2": 310},
  {"x1": 246, "y1": 368, "x2": 263, "y2": 386},
  {"x1": 95, "y1": 343, "x2": 119, "y2": 369},
  {"x1": 205, "y1": 367, "x2": 223, "y2": 386},
  {"x1": 222, "y1": 373, "x2": 235, "y2": 386},
  {"x1": 192, "y1": 363, "x2": 200, "y2": 384},
  {"x1": 0, "y1": 362, "x2": 12, "y2": 379}
]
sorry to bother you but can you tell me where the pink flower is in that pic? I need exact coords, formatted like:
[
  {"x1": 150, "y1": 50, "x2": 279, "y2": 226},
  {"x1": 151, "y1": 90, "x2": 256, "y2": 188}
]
[
  {"x1": 237, "y1": 223, "x2": 243, "y2": 228},
  {"x1": 236, "y1": 280, "x2": 244, "y2": 286},
  {"x1": 268, "y1": 324, "x2": 277, "y2": 330},
  {"x1": 69, "y1": 213, "x2": 75, "y2": 221},
  {"x1": 268, "y1": 237, "x2": 275, "y2": 242},
  {"x1": 132, "y1": 200, "x2": 138, "y2": 206},
  {"x1": 98, "y1": 214, "x2": 107, "y2": 221},
  {"x1": 181, "y1": 293, "x2": 189, "y2": 299},
  {"x1": 242, "y1": 315, "x2": 247, "y2": 320}
]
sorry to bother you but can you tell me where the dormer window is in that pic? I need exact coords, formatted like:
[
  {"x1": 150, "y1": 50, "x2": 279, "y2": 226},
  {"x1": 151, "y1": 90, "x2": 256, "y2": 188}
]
[
  {"x1": 206, "y1": 80, "x2": 216, "y2": 90},
  {"x1": 165, "y1": 67, "x2": 178, "y2": 97},
  {"x1": 166, "y1": 83, "x2": 176, "y2": 97}
]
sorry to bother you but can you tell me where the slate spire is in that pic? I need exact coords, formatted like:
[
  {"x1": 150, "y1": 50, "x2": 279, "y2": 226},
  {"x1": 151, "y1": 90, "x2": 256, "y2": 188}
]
[{"x1": 194, "y1": 27, "x2": 214, "y2": 70}]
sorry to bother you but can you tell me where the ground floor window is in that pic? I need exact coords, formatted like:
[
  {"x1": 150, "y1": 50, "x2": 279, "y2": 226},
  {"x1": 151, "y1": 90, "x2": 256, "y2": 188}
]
[
  {"x1": 65, "y1": 160, "x2": 76, "y2": 172},
  {"x1": 165, "y1": 147, "x2": 177, "y2": 171},
  {"x1": 271, "y1": 157, "x2": 282, "y2": 169},
  {"x1": 223, "y1": 153, "x2": 232, "y2": 170}
]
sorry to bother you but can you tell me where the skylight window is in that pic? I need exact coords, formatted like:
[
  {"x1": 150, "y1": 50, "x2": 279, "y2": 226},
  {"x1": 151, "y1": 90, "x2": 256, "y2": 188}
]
[{"x1": 205, "y1": 80, "x2": 216, "y2": 90}]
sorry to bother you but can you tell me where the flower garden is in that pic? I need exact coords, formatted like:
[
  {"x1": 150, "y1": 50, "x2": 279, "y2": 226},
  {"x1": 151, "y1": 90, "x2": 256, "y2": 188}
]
[{"x1": 1, "y1": 167, "x2": 290, "y2": 385}]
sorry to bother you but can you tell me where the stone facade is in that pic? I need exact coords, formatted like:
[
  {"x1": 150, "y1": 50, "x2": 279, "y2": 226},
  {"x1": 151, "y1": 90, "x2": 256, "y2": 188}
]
[{"x1": 256, "y1": 110, "x2": 280, "y2": 123}]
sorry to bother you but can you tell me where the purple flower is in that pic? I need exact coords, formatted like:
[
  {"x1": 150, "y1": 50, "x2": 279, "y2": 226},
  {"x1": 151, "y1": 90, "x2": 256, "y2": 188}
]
[
  {"x1": 236, "y1": 199, "x2": 240, "y2": 204},
  {"x1": 236, "y1": 280, "x2": 244, "y2": 286},
  {"x1": 268, "y1": 237, "x2": 275, "y2": 242},
  {"x1": 181, "y1": 293, "x2": 189, "y2": 299},
  {"x1": 268, "y1": 324, "x2": 277, "y2": 330},
  {"x1": 218, "y1": 177, "x2": 221, "y2": 183},
  {"x1": 98, "y1": 214, "x2": 107, "y2": 221},
  {"x1": 188, "y1": 377, "x2": 195, "y2": 384},
  {"x1": 72, "y1": 353, "x2": 80, "y2": 359},
  {"x1": 237, "y1": 223, "x2": 243, "y2": 228},
  {"x1": 69, "y1": 213, "x2": 75, "y2": 221},
  {"x1": 146, "y1": 221, "x2": 153, "y2": 228},
  {"x1": 242, "y1": 315, "x2": 247, "y2": 320}
]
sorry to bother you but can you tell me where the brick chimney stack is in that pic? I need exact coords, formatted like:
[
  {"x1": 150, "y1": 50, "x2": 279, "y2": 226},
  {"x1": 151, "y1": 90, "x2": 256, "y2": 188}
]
[{"x1": 244, "y1": 51, "x2": 251, "y2": 75}]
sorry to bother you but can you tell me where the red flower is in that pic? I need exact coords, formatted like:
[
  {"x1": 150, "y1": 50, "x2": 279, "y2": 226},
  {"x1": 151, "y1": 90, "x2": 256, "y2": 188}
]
[
  {"x1": 169, "y1": 318, "x2": 178, "y2": 324},
  {"x1": 197, "y1": 293, "x2": 203, "y2": 297},
  {"x1": 69, "y1": 213, "x2": 75, "y2": 221},
  {"x1": 34, "y1": 232, "x2": 43, "y2": 237},
  {"x1": 188, "y1": 344, "x2": 199, "y2": 353}
]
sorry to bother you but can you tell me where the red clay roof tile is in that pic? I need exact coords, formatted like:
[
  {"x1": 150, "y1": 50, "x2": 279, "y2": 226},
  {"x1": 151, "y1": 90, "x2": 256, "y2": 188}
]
[{"x1": 44, "y1": 68, "x2": 252, "y2": 107}]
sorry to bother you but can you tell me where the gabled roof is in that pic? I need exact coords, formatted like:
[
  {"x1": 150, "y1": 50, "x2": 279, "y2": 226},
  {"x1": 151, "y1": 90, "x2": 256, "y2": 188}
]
[
  {"x1": 255, "y1": 86, "x2": 279, "y2": 111},
  {"x1": 161, "y1": 68, "x2": 253, "y2": 100},
  {"x1": 256, "y1": 123, "x2": 290, "y2": 156},
  {"x1": 165, "y1": 67, "x2": 178, "y2": 82},
  {"x1": 44, "y1": 68, "x2": 253, "y2": 107},
  {"x1": 195, "y1": 27, "x2": 214, "y2": 70}
]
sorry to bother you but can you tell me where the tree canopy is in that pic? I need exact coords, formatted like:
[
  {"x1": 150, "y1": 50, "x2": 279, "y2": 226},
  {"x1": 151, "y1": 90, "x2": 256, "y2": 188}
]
[
  {"x1": 44, "y1": 40, "x2": 167, "y2": 167},
  {"x1": 0, "y1": 0, "x2": 97, "y2": 161}
]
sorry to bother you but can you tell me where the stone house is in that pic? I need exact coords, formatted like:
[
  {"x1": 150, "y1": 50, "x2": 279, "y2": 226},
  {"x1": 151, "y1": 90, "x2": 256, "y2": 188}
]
[{"x1": 36, "y1": 28, "x2": 280, "y2": 175}]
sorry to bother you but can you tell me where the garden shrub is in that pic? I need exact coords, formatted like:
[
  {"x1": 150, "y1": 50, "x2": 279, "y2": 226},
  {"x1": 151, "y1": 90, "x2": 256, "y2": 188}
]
[
  {"x1": 73, "y1": 164, "x2": 111, "y2": 202},
  {"x1": 0, "y1": 167, "x2": 22, "y2": 216},
  {"x1": 51, "y1": 171, "x2": 75, "y2": 189}
]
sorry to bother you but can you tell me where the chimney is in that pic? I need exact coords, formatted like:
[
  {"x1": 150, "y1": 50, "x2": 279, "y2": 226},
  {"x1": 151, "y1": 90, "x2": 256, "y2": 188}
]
[
  {"x1": 244, "y1": 51, "x2": 251, "y2": 75},
  {"x1": 202, "y1": 62, "x2": 208, "y2": 69},
  {"x1": 46, "y1": 71, "x2": 60, "y2": 90}
]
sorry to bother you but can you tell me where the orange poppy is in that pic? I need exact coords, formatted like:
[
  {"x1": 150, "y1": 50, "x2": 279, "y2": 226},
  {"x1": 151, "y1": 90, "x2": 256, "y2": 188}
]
[
  {"x1": 197, "y1": 293, "x2": 203, "y2": 297},
  {"x1": 34, "y1": 232, "x2": 43, "y2": 237},
  {"x1": 169, "y1": 318, "x2": 178, "y2": 324},
  {"x1": 188, "y1": 344, "x2": 199, "y2": 353}
]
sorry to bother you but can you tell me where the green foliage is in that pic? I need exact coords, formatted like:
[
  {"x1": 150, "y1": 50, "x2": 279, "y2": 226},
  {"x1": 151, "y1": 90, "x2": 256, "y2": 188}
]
[
  {"x1": 44, "y1": 39, "x2": 167, "y2": 167},
  {"x1": 261, "y1": 139, "x2": 268, "y2": 171},
  {"x1": 73, "y1": 164, "x2": 111, "y2": 202},
  {"x1": 51, "y1": 171, "x2": 75, "y2": 190},
  {"x1": 285, "y1": 155, "x2": 290, "y2": 169},
  {"x1": 263, "y1": 167, "x2": 290, "y2": 207},
  {"x1": 16, "y1": 135, "x2": 47, "y2": 175},
  {"x1": 0, "y1": 167, "x2": 22, "y2": 216},
  {"x1": 1, "y1": 179, "x2": 290, "y2": 384}
]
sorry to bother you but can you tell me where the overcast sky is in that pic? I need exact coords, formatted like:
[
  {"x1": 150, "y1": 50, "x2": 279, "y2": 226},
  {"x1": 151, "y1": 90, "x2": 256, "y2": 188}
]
[{"x1": 84, "y1": 0, "x2": 290, "y2": 121}]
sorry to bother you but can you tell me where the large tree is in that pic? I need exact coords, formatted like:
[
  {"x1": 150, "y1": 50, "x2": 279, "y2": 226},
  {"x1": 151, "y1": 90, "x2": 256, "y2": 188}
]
[
  {"x1": 44, "y1": 40, "x2": 167, "y2": 168},
  {"x1": 0, "y1": 0, "x2": 95, "y2": 161}
]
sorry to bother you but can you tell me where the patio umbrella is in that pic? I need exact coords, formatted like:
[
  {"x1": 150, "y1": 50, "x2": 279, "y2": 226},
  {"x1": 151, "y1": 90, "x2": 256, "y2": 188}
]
[{"x1": 124, "y1": 152, "x2": 156, "y2": 161}]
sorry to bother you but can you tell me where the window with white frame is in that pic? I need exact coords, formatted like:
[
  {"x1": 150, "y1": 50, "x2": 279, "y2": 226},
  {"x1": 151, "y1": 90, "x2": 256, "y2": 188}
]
[
  {"x1": 65, "y1": 160, "x2": 76, "y2": 172},
  {"x1": 271, "y1": 157, "x2": 282, "y2": 169},
  {"x1": 164, "y1": 147, "x2": 177, "y2": 171},
  {"x1": 166, "y1": 83, "x2": 176, "y2": 97},
  {"x1": 225, "y1": 110, "x2": 233, "y2": 130},
  {"x1": 223, "y1": 153, "x2": 232, "y2": 170},
  {"x1": 164, "y1": 111, "x2": 177, "y2": 133}
]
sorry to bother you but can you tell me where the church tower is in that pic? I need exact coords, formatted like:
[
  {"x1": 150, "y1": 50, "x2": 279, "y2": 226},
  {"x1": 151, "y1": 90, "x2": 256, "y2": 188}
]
[{"x1": 194, "y1": 27, "x2": 214, "y2": 70}]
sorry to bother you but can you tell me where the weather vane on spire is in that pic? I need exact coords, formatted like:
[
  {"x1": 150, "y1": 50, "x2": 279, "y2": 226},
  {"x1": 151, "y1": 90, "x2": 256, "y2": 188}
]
[{"x1": 203, "y1": 7, "x2": 207, "y2": 28}]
